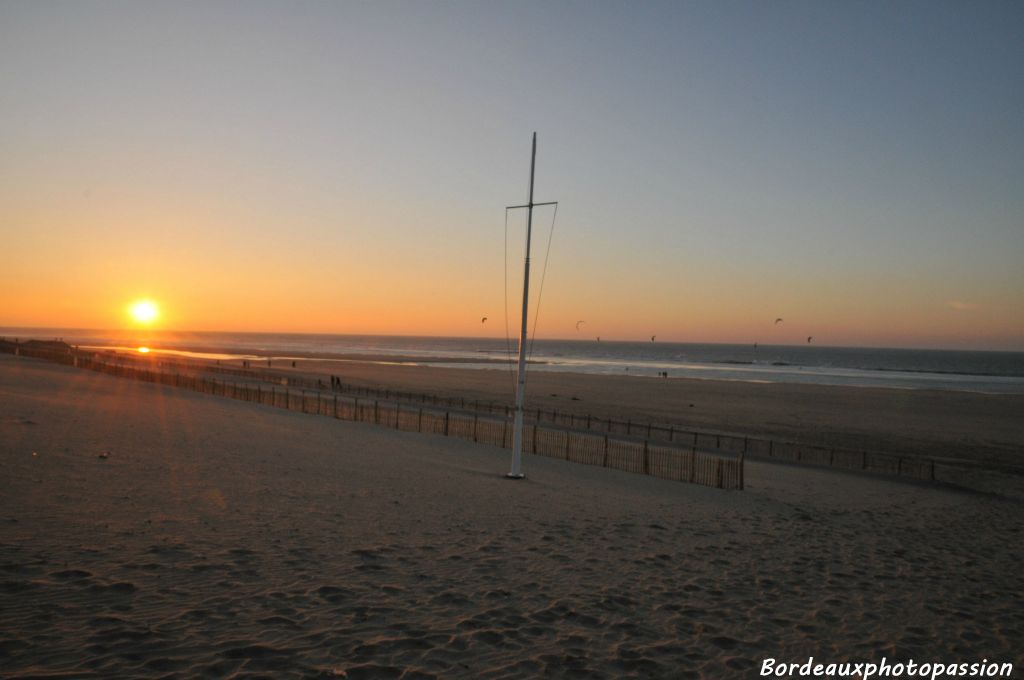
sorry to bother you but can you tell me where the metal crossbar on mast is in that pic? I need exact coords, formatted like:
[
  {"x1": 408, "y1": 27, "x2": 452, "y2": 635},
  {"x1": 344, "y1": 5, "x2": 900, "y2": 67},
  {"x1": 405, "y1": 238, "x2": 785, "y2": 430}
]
[{"x1": 506, "y1": 132, "x2": 557, "y2": 479}]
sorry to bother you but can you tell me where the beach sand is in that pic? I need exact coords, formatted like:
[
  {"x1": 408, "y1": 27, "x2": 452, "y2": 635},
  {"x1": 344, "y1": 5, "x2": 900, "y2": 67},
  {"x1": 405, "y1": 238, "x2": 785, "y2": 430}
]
[
  {"x1": 2, "y1": 354, "x2": 1022, "y2": 677},
  {"x1": 261, "y1": 358, "x2": 1024, "y2": 468}
]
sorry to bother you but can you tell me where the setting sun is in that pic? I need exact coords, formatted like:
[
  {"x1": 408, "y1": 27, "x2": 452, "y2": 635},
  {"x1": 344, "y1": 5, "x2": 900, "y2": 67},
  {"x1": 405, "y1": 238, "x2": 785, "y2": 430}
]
[{"x1": 129, "y1": 300, "x2": 159, "y2": 325}]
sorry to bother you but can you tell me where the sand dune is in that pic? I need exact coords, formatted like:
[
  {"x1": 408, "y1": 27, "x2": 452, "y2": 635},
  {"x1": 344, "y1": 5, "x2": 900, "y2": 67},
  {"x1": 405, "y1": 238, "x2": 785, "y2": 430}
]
[{"x1": 1, "y1": 354, "x2": 1021, "y2": 677}]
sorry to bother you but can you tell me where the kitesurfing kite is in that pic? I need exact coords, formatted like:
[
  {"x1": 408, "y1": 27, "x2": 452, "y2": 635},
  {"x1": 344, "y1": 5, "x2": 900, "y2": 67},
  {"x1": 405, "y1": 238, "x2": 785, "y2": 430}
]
[
  {"x1": 575, "y1": 320, "x2": 585, "y2": 331},
  {"x1": 774, "y1": 318, "x2": 784, "y2": 324},
  {"x1": 807, "y1": 336, "x2": 813, "y2": 344},
  {"x1": 481, "y1": 316, "x2": 488, "y2": 324},
  {"x1": 651, "y1": 335, "x2": 656, "y2": 342}
]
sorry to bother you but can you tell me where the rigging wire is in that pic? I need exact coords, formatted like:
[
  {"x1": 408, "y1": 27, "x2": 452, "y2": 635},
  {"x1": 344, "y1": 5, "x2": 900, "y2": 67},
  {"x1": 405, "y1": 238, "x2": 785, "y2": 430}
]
[{"x1": 526, "y1": 203, "x2": 559, "y2": 374}]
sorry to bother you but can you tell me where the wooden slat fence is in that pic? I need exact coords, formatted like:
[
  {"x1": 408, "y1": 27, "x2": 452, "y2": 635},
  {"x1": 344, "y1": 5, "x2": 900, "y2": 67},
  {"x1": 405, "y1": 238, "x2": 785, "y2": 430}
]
[
  {"x1": 4, "y1": 347, "x2": 743, "y2": 491},
  {"x1": 5, "y1": 343, "x2": 954, "y2": 488}
]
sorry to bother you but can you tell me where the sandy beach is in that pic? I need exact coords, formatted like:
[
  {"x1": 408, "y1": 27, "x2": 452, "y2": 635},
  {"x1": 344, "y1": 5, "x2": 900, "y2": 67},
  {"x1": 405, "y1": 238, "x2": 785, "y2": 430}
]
[
  {"x1": 2, "y1": 353, "x2": 1021, "y2": 677},
  {"x1": 226, "y1": 356, "x2": 1024, "y2": 469}
]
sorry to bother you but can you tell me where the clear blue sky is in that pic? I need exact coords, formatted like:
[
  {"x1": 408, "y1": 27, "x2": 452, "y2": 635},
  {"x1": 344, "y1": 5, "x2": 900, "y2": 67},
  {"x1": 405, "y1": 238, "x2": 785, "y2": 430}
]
[{"x1": 1, "y1": 1, "x2": 1022, "y2": 348}]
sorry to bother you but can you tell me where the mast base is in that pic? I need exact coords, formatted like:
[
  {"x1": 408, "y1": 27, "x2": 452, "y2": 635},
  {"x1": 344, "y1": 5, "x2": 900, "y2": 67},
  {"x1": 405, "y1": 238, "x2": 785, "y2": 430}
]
[{"x1": 505, "y1": 473, "x2": 525, "y2": 480}]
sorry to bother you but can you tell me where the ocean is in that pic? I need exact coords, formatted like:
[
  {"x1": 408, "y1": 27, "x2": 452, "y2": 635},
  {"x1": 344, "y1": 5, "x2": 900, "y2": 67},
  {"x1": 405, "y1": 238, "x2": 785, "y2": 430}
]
[{"x1": 3, "y1": 328, "x2": 1024, "y2": 394}]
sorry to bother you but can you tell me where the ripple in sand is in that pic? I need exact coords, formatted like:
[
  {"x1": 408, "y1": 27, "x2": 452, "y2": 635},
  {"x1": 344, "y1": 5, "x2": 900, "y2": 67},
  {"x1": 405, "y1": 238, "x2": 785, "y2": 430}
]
[
  {"x1": 87, "y1": 580, "x2": 136, "y2": 594},
  {"x1": 1, "y1": 579, "x2": 40, "y2": 593},
  {"x1": 314, "y1": 585, "x2": 356, "y2": 603},
  {"x1": 335, "y1": 664, "x2": 406, "y2": 679},
  {"x1": 49, "y1": 569, "x2": 92, "y2": 579}
]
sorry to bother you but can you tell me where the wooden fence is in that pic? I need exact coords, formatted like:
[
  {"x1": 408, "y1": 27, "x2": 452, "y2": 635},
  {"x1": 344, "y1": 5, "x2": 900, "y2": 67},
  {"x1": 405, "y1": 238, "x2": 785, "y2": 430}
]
[
  {"x1": 4, "y1": 346, "x2": 743, "y2": 491},
  {"x1": 5, "y1": 343, "x2": 951, "y2": 486},
  {"x1": 137, "y1": 353, "x2": 943, "y2": 484}
]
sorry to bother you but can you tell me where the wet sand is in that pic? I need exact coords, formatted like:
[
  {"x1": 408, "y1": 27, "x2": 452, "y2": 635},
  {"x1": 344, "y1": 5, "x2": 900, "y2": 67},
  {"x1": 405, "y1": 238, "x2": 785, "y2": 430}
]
[{"x1": 1, "y1": 354, "x2": 1022, "y2": 677}]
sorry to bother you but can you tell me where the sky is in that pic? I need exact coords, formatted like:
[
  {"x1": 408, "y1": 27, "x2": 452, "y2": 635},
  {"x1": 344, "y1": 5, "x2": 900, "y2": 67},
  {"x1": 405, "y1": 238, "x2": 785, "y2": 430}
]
[{"x1": 1, "y1": 1, "x2": 1022, "y2": 350}]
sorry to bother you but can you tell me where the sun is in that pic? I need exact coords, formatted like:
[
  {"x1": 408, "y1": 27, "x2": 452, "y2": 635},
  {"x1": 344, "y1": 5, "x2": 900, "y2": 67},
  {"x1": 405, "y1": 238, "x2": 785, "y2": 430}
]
[{"x1": 129, "y1": 299, "x2": 159, "y2": 325}]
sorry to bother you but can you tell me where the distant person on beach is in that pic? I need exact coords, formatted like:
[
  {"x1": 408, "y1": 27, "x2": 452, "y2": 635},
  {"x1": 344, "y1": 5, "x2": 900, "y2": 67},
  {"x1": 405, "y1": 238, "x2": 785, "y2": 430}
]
[{"x1": 292, "y1": 361, "x2": 296, "y2": 368}]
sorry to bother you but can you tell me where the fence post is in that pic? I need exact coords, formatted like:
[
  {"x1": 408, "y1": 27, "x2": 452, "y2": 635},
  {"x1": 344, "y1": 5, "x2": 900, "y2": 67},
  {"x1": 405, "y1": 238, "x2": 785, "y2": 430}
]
[
  {"x1": 716, "y1": 459, "x2": 723, "y2": 488},
  {"x1": 444, "y1": 412, "x2": 450, "y2": 436},
  {"x1": 669, "y1": 426, "x2": 675, "y2": 442},
  {"x1": 564, "y1": 432, "x2": 570, "y2": 460},
  {"x1": 374, "y1": 400, "x2": 379, "y2": 424},
  {"x1": 286, "y1": 389, "x2": 290, "y2": 410},
  {"x1": 354, "y1": 396, "x2": 360, "y2": 421},
  {"x1": 473, "y1": 413, "x2": 478, "y2": 441},
  {"x1": 627, "y1": 419, "x2": 632, "y2": 435},
  {"x1": 603, "y1": 435, "x2": 609, "y2": 467},
  {"x1": 418, "y1": 408, "x2": 423, "y2": 433},
  {"x1": 643, "y1": 441, "x2": 649, "y2": 475},
  {"x1": 334, "y1": 394, "x2": 338, "y2": 418},
  {"x1": 532, "y1": 424, "x2": 538, "y2": 453},
  {"x1": 768, "y1": 440, "x2": 774, "y2": 457},
  {"x1": 396, "y1": 403, "x2": 401, "y2": 429},
  {"x1": 739, "y1": 443, "x2": 746, "y2": 491}
]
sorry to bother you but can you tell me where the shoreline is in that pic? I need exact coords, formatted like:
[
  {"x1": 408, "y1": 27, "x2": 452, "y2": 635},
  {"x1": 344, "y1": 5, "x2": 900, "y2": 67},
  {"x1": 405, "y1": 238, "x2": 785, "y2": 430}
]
[
  {"x1": 5, "y1": 329, "x2": 1022, "y2": 394},
  {"x1": 75, "y1": 342, "x2": 1024, "y2": 396}
]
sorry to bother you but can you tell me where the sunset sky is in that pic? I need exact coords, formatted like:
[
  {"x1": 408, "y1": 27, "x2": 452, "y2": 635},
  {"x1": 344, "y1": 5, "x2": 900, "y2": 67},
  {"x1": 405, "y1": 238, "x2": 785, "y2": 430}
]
[{"x1": 2, "y1": 1, "x2": 1021, "y2": 349}]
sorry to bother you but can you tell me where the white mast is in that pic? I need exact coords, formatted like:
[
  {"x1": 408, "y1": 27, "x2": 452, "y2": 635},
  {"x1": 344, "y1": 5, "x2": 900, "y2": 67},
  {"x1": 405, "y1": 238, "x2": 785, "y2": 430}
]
[{"x1": 507, "y1": 132, "x2": 557, "y2": 479}]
